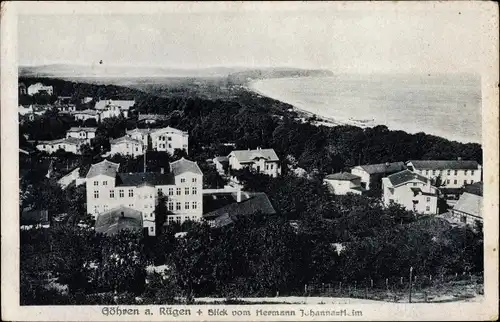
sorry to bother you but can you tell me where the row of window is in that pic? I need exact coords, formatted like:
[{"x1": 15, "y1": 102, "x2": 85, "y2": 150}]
[
  {"x1": 167, "y1": 201, "x2": 198, "y2": 211},
  {"x1": 158, "y1": 186, "x2": 198, "y2": 196},
  {"x1": 93, "y1": 177, "x2": 198, "y2": 187},
  {"x1": 421, "y1": 169, "x2": 476, "y2": 176},
  {"x1": 180, "y1": 178, "x2": 197, "y2": 183},
  {"x1": 265, "y1": 163, "x2": 276, "y2": 170},
  {"x1": 446, "y1": 179, "x2": 476, "y2": 185},
  {"x1": 167, "y1": 215, "x2": 199, "y2": 223}
]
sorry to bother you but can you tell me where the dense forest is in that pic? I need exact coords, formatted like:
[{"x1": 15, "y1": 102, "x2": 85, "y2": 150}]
[{"x1": 18, "y1": 76, "x2": 483, "y2": 305}]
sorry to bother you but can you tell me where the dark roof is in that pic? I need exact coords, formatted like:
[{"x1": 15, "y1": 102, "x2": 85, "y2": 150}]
[
  {"x1": 110, "y1": 136, "x2": 143, "y2": 145},
  {"x1": 203, "y1": 192, "x2": 276, "y2": 227},
  {"x1": 324, "y1": 172, "x2": 361, "y2": 181},
  {"x1": 170, "y1": 158, "x2": 203, "y2": 176},
  {"x1": 95, "y1": 206, "x2": 143, "y2": 236},
  {"x1": 462, "y1": 182, "x2": 483, "y2": 197},
  {"x1": 386, "y1": 170, "x2": 429, "y2": 187},
  {"x1": 86, "y1": 160, "x2": 120, "y2": 179},
  {"x1": 115, "y1": 172, "x2": 175, "y2": 187},
  {"x1": 229, "y1": 148, "x2": 279, "y2": 162},
  {"x1": 407, "y1": 160, "x2": 480, "y2": 170},
  {"x1": 355, "y1": 162, "x2": 406, "y2": 174},
  {"x1": 453, "y1": 193, "x2": 482, "y2": 218}
]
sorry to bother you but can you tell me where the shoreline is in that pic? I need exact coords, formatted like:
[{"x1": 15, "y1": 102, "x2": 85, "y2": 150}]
[{"x1": 246, "y1": 78, "x2": 481, "y2": 145}]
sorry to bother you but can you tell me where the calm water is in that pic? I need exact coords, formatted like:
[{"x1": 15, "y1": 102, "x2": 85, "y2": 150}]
[{"x1": 250, "y1": 74, "x2": 482, "y2": 144}]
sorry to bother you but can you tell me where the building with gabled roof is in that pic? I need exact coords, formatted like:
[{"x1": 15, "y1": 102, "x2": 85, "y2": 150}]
[
  {"x1": 36, "y1": 137, "x2": 86, "y2": 155},
  {"x1": 138, "y1": 113, "x2": 168, "y2": 124},
  {"x1": 382, "y1": 169, "x2": 438, "y2": 214},
  {"x1": 323, "y1": 172, "x2": 365, "y2": 195},
  {"x1": 149, "y1": 126, "x2": 189, "y2": 155},
  {"x1": 72, "y1": 109, "x2": 100, "y2": 122},
  {"x1": 85, "y1": 158, "x2": 203, "y2": 235},
  {"x1": 351, "y1": 162, "x2": 406, "y2": 191},
  {"x1": 66, "y1": 127, "x2": 97, "y2": 142},
  {"x1": 27, "y1": 83, "x2": 53, "y2": 96},
  {"x1": 95, "y1": 99, "x2": 135, "y2": 120},
  {"x1": 109, "y1": 135, "x2": 145, "y2": 157},
  {"x1": 228, "y1": 147, "x2": 281, "y2": 177},
  {"x1": 406, "y1": 159, "x2": 482, "y2": 189},
  {"x1": 449, "y1": 191, "x2": 482, "y2": 228}
]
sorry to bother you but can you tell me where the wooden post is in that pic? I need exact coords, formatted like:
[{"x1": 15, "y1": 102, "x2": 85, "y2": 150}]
[{"x1": 409, "y1": 267, "x2": 413, "y2": 303}]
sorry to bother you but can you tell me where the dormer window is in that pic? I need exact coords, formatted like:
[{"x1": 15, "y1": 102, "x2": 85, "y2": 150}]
[{"x1": 180, "y1": 178, "x2": 186, "y2": 183}]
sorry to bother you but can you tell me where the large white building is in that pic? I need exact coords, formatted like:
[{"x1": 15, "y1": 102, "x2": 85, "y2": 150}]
[
  {"x1": 72, "y1": 109, "x2": 100, "y2": 122},
  {"x1": 382, "y1": 170, "x2": 439, "y2": 215},
  {"x1": 228, "y1": 148, "x2": 281, "y2": 177},
  {"x1": 36, "y1": 137, "x2": 86, "y2": 155},
  {"x1": 95, "y1": 99, "x2": 135, "y2": 119},
  {"x1": 406, "y1": 160, "x2": 482, "y2": 189},
  {"x1": 109, "y1": 136, "x2": 145, "y2": 157},
  {"x1": 85, "y1": 158, "x2": 203, "y2": 236},
  {"x1": 323, "y1": 172, "x2": 365, "y2": 195},
  {"x1": 27, "y1": 83, "x2": 53, "y2": 96},
  {"x1": 149, "y1": 127, "x2": 189, "y2": 154},
  {"x1": 66, "y1": 127, "x2": 97, "y2": 143}
]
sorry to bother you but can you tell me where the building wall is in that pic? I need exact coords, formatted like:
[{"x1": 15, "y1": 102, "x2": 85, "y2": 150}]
[
  {"x1": 228, "y1": 156, "x2": 280, "y2": 177},
  {"x1": 128, "y1": 132, "x2": 149, "y2": 146},
  {"x1": 382, "y1": 178, "x2": 438, "y2": 214},
  {"x1": 350, "y1": 168, "x2": 371, "y2": 189},
  {"x1": 36, "y1": 142, "x2": 82, "y2": 155},
  {"x1": 66, "y1": 131, "x2": 95, "y2": 142},
  {"x1": 150, "y1": 130, "x2": 189, "y2": 155},
  {"x1": 74, "y1": 114, "x2": 99, "y2": 122},
  {"x1": 110, "y1": 141, "x2": 144, "y2": 157},
  {"x1": 323, "y1": 178, "x2": 362, "y2": 195},
  {"x1": 450, "y1": 209, "x2": 483, "y2": 226},
  {"x1": 28, "y1": 84, "x2": 53, "y2": 96},
  {"x1": 86, "y1": 170, "x2": 203, "y2": 234},
  {"x1": 411, "y1": 166, "x2": 482, "y2": 188}
]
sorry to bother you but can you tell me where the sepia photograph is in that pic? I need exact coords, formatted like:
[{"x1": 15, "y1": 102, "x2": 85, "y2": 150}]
[{"x1": 1, "y1": 1, "x2": 498, "y2": 321}]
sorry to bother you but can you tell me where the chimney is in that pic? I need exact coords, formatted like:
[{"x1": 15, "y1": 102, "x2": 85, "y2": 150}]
[{"x1": 237, "y1": 189, "x2": 242, "y2": 203}]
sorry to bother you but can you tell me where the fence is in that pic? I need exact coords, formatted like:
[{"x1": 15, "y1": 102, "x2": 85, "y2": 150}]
[{"x1": 301, "y1": 272, "x2": 483, "y2": 303}]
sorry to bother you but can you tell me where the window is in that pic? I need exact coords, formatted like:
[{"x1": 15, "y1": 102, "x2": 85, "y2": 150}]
[
  {"x1": 168, "y1": 202, "x2": 173, "y2": 211},
  {"x1": 110, "y1": 190, "x2": 115, "y2": 198},
  {"x1": 192, "y1": 187, "x2": 197, "y2": 195},
  {"x1": 128, "y1": 189, "x2": 134, "y2": 197},
  {"x1": 185, "y1": 202, "x2": 190, "y2": 210},
  {"x1": 94, "y1": 190, "x2": 99, "y2": 198},
  {"x1": 119, "y1": 189, "x2": 124, "y2": 198},
  {"x1": 464, "y1": 180, "x2": 467, "y2": 185},
  {"x1": 150, "y1": 227, "x2": 154, "y2": 233},
  {"x1": 176, "y1": 216, "x2": 181, "y2": 223},
  {"x1": 270, "y1": 164, "x2": 274, "y2": 169},
  {"x1": 103, "y1": 205, "x2": 108, "y2": 211},
  {"x1": 129, "y1": 204, "x2": 134, "y2": 207},
  {"x1": 454, "y1": 180, "x2": 457, "y2": 184},
  {"x1": 446, "y1": 179, "x2": 450, "y2": 184},
  {"x1": 185, "y1": 187, "x2": 190, "y2": 195},
  {"x1": 464, "y1": 170, "x2": 468, "y2": 175},
  {"x1": 176, "y1": 202, "x2": 181, "y2": 210},
  {"x1": 168, "y1": 188, "x2": 173, "y2": 196},
  {"x1": 266, "y1": 164, "x2": 269, "y2": 170},
  {"x1": 94, "y1": 181, "x2": 98, "y2": 186},
  {"x1": 412, "y1": 182, "x2": 417, "y2": 186},
  {"x1": 447, "y1": 170, "x2": 451, "y2": 175},
  {"x1": 103, "y1": 181, "x2": 107, "y2": 186},
  {"x1": 426, "y1": 206, "x2": 430, "y2": 212},
  {"x1": 168, "y1": 144, "x2": 172, "y2": 148},
  {"x1": 192, "y1": 201, "x2": 197, "y2": 209},
  {"x1": 460, "y1": 215, "x2": 467, "y2": 223},
  {"x1": 454, "y1": 170, "x2": 458, "y2": 175},
  {"x1": 426, "y1": 197, "x2": 431, "y2": 202},
  {"x1": 192, "y1": 178, "x2": 197, "y2": 183},
  {"x1": 432, "y1": 170, "x2": 436, "y2": 175},
  {"x1": 180, "y1": 178, "x2": 186, "y2": 183},
  {"x1": 425, "y1": 170, "x2": 429, "y2": 175},
  {"x1": 471, "y1": 170, "x2": 475, "y2": 176},
  {"x1": 94, "y1": 205, "x2": 99, "y2": 213},
  {"x1": 168, "y1": 136, "x2": 172, "y2": 141},
  {"x1": 176, "y1": 188, "x2": 181, "y2": 195},
  {"x1": 168, "y1": 217, "x2": 174, "y2": 223},
  {"x1": 158, "y1": 188, "x2": 162, "y2": 194}
]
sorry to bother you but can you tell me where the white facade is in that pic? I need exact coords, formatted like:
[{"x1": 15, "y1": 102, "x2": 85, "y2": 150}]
[
  {"x1": 126, "y1": 128, "x2": 150, "y2": 146},
  {"x1": 323, "y1": 173, "x2": 364, "y2": 195},
  {"x1": 72, "y1": 110, "x2": 100, "y2": 122},
  {"x1": 18, "y1": 105, "x2": 33, "y2": 116},
  {"x1": 382, "y1": 170, "x2": 438, "y2": 215},
  {"x1": 150, "y1": 127, "x2": 189, "y2": 155},
  {"x1": 66, "y1": 127, "x2": 96, "y2": 143},
  {"x1": 36, "y1": 138, "x2": 85, "y2": 155},
  {"x1": 109, "y1": 136, "x2": 145, "y2": 157},
  {"x1": 406, "y1": 160, "x2": 482, "y2": 189},
  {"x1": 85, "y1": 158, "x2": 204, "y2": 236},
  {"x1": 228, "y1": 148, "x2": 281, "y2": 177},
  {"x1": 27, "y1": 83, "x2": 53, "y2": 96},
  {"x1": 95, "y1": 100, "x2": 135, "y2": 120},
  {"x1": 350, "y1": 162, "x2": 406, "y2": 191},
  {"x1": 350, "y1": 168, "x2": 371, "y2": 190}
]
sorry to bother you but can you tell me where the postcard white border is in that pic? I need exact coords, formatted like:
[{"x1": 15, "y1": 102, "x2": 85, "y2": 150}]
[{"x1": 2, "y1": 1, "x2": 498, "y2": 321}]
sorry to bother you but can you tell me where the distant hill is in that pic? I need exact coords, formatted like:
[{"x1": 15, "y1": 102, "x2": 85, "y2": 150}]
[
  {"x1": 227, "y1": 68, "x2": 334, "y2": 84},
  {"x1": 19, "y1": 64, "x2": 333, "y2": 81}
]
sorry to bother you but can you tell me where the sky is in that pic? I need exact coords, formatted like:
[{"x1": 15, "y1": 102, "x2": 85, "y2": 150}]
[{"x1": 17, "y1": 2, "x2": 483, "y2": 74}]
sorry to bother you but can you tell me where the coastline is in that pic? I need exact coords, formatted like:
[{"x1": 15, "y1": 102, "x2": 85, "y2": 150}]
[{"x1": 246, "y1": 77, "x2": 481, "y2": 145}]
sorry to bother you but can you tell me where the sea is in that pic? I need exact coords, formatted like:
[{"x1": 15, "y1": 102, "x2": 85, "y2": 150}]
[{"x1": 250, "y1": 74, "x2": 482, "y2": 144}]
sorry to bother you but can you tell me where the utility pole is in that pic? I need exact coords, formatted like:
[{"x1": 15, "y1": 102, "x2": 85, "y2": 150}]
[{"x1": 409, "y1": 266, "x2": 413, "y2": 303}]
